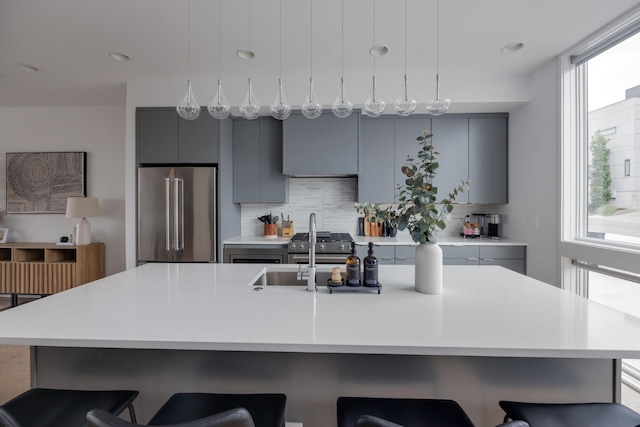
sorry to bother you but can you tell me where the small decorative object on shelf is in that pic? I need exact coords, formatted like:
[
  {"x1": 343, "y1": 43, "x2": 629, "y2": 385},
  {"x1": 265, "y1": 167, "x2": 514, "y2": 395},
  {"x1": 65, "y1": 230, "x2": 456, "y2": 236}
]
[{"x1": 0, "y1": 228, "x2": 8, "y2": 244}]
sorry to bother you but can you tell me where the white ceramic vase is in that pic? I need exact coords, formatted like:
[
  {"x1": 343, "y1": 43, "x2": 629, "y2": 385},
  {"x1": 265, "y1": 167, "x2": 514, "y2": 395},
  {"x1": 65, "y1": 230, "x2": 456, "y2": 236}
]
[{"x1": 414, "y1": 242, "x2": 443, "y2": 294}]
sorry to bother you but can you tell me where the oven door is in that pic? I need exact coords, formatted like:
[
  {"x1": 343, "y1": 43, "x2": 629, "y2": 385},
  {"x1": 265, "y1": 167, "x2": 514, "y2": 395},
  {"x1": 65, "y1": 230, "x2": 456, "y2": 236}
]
[{"x1": 288, "y1": 254, "x2": 347, "y2": 264}]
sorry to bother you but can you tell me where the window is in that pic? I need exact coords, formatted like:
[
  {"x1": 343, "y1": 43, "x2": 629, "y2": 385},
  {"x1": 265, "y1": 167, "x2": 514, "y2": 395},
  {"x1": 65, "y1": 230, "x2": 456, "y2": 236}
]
[{"x1": 626, "y1": 159, "x2": 631, "y2": 177}]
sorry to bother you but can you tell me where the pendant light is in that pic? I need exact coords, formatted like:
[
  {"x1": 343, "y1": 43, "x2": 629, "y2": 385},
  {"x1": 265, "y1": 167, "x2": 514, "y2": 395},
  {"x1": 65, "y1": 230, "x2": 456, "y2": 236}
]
[
  {"x1": 208, "y1": 0, "x2": 231, "y2": 120},
  {"x1": 426, "y1": 0, "x2": 451, "y2": 116},
  {"x1": 300, "y1": 0, "x2": 322, "y2": 119},
  {"x1": 393, "y1": 0, "x2": 417, "y2": 116},
  {"x1": 332, "y1": 0, "x2": 353, "y2": 118},
  {"x1": 362, "y1": 0, "x2": 386, "y2": 118},
  {"x1": 176, "y1": 0, "x2": 201, "y2": 121},
  {"x1": 271, "y1": 0, "x2": 291, "y2": 120},
  {"x1": 239, "y1": 0, "x2": 261, "y2": 120}
]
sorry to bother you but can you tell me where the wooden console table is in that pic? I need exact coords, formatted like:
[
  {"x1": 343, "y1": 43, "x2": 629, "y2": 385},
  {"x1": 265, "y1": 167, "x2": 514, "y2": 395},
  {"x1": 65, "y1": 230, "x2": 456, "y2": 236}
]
[{"x1": 0, "y1": 243, "x2": 104, "y2": 306}]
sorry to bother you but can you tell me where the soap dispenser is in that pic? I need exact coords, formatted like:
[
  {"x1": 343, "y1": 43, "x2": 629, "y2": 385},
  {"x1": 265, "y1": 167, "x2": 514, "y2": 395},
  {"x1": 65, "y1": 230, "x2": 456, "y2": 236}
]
[
  {"x1": 363, "y1": 242, "x2": 379, "y2": 286},
  {"x1": 345, "y1": 241, "x2": 361, "y2": 286}
]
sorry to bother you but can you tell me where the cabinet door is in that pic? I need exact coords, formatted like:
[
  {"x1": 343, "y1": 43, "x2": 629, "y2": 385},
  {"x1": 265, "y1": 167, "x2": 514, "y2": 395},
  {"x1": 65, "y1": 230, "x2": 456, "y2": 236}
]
[
  {"x1": 283, "y1": 113, "x2": 359, "y2": 175},
  {"x1": 395, "y1": 245, "x2": 416, "y2": 265},
  {"x1": 432, "y1": 117, "x2": 469, "y2": 203},
  {"x1": 137, "y1": 109, "x2": 178, "y2": 164},
  {"x1": 469, "y1": 117, "x2": 507, "y2": 203},
  {"x1": 394, "y1": 117, "x2": 431, "y2": 202},
  {"x1": 359, "y1": 117, "x2": 395, "y2": 203},
  {"x1": 178, "y1": 113, "x2": 219, "y2": 163},
  {"x1": 233, "y1": 120, "x2": 260, "y2": 203},
  {"x1": 259, "y1": 119, "x2": 288, "y2": 203},
  {"x1": 441, "y1": 245, "x2": 479, "y2": 264}
]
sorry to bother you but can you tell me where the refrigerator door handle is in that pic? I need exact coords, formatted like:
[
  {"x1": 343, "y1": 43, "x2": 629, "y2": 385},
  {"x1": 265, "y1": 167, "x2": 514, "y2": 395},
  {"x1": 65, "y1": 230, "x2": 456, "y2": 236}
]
[
  {"x1": 176, "y1": 178, "x2": 184, "y2": 251},
  {"x1": 165, "y1": 178, "x2": 172, "y2": 251}
]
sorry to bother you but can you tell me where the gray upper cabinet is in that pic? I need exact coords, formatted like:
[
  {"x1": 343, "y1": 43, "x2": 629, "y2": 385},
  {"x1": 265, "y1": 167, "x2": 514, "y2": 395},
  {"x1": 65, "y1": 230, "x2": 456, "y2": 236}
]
[
  {"x1": 394, "y1": 117, "x2": 432, "y2": 200},
  {"x1": 359, "y1": 117, "x2": 396, "y2": 203},
  {"x1": 233, "y1": 118, "x2": 289, "y2": 204},
  {"x1": 469, "y1": 116, "x2": 507, "y2": 203},
  {"x1": 283, "y1": 113, "x2": 359, "y2": 176},
  {"x1": 432, "y1": 117, "x2": 470, "y2": 203},
  {"x1": 137, "y1": 108, "x2": 219, "y2": 164}
]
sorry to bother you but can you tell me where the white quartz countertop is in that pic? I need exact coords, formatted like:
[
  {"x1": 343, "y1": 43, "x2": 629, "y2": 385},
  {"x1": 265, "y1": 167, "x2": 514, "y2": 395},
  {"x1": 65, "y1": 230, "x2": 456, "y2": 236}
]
[
  {"x1": 0, "y1": 263, "x2": 638, "y2": 359},
  {"x1": 223, "y1": 235, "x2": 525, "y2": 246}
]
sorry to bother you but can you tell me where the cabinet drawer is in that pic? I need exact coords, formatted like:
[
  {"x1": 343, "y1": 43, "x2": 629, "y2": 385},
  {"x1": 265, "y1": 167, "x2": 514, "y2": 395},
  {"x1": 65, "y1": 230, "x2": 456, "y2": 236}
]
[
  {"x1": 441, "y1": 245, "x2": 479, "y2": 260},
  {"x1": 375, "y1": 246, "x2": 395, "y2": 265},
  {"x1": 479, "y1": 246, "x2": 525, "y2": 260},
  {"x1": 444, "y1": 258, "x2": 479, "y2": 266},
  {"x1": 395, "y1": 246, "x2": 416, "y2": 258}
]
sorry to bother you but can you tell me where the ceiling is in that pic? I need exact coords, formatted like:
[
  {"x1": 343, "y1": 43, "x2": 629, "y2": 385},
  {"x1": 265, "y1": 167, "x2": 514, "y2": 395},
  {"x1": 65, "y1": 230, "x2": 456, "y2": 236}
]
[{"x1": 0, "y1": 0, "x2": 637, "y2": 109}]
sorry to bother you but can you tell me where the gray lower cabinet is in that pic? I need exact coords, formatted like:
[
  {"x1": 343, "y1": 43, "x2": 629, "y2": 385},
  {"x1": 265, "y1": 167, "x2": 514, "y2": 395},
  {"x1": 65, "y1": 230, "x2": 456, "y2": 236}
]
[
  {"x1": 283, "y1": 112, "x2": 359, "y2": 176},
  {"x1": 233, "y1": 118, "x2": 288, "y2": 204},
  {"x1": 355, "y1": 245, "x2": 415, "y2": 265},
  {"x1": 442, "y1": 245, "x2": 526, "y2": 274},
  {"x1": 136, "y1": 107, "x2": 219, "y2": 164}
]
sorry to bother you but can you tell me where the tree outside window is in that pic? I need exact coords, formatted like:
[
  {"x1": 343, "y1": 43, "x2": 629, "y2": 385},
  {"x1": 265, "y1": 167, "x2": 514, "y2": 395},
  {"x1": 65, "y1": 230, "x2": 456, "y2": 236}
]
[{"x1": 589, "y1": 130, "x2": 612, "y2": 213}]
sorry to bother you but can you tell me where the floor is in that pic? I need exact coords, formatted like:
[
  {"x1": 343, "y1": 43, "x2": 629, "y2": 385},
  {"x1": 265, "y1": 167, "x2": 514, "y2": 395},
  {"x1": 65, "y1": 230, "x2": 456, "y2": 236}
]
[{"x1": 1, "y1": 296, "x2": 640, "y2": 414}]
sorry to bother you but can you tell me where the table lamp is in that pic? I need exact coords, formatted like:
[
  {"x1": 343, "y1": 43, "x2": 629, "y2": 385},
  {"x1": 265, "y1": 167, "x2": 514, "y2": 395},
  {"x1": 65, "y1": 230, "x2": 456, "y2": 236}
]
[{"x1": 65, "y1": 197, "x2": 100, "y2": 245}]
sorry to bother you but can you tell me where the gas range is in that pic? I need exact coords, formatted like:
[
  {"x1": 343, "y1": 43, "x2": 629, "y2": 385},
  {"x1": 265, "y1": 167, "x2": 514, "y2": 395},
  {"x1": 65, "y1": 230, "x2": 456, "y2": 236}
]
[{"x1": 287, "y1": 232, "x2": 354, "y2": 254}]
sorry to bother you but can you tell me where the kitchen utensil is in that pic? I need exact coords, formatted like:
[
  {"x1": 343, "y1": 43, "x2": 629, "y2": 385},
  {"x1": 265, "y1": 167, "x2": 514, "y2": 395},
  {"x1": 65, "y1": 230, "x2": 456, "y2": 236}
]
[
  {"x1": 272, "y1": 216, "x2": 279, "y2": 224},
  {"x1": 258, "y1": 215, "x2": 270, "y2": 224}
]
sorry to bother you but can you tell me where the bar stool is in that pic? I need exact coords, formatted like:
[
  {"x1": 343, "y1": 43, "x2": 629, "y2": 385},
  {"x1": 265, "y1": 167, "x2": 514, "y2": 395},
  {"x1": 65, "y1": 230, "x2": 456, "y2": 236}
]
[
  {"x1": 0, "y1": 388, "x2": 139, "y2": 427},
  {"x1": 354, "y1": 414, "x2": 529, "y2": 427},
  {"x1": 499, "y1": 400, "x2": 640, "y2": 427},
  {"x1": 337, "y1": 397, "x2": 475, "y2": 427},
  {"x1": 147, "y1": 393, "x2": 286, "y2": 427},
  {"x1": 87, "y1": 407, "x2": 254, "y2": 427}
]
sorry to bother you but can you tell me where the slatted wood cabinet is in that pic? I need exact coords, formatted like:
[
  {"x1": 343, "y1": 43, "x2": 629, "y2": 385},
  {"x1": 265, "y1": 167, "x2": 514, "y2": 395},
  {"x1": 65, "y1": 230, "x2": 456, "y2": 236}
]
[{"x1": 0, "y1": 243, "x2": 104, "y2": 296}]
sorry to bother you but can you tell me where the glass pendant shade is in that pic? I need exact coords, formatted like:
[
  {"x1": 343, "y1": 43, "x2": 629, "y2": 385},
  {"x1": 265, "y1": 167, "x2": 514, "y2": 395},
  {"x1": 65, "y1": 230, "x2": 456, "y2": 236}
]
[
  {"x1": 394, "y1": 74, "x2": 417, "y2": 116},
  {"x1": 426, "y1": 74, "x2": 451, "y2": 116},
  {"x1": 332, "y1": 77, "x2": 353, "y2": 118},
  {"x1": 271, "y1": 78, "x2": 291, "y2": 120},
  {"x1": 301, "y1": 77, "x2": 322, "y2": 119},
  {"x1": 239, "y1": 78, "x2": 261, "y2": 120},
  {"x1": 207, "y1": 79, "x2": 231, "y2": 120},
  {"x1": 177, "y1": 80, "x2": 201, "y2": 120},
  {"x1": 362, "y1": 76, "x2": 386, "y2": 118}
]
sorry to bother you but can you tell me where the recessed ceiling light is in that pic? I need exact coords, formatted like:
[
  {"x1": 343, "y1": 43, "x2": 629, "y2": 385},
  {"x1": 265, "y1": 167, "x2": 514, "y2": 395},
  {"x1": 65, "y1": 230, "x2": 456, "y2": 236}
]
[
  {"x1": 109, "y1": 51, "x2": 131, "y2": 62},
  {"x1": 18, "y1": 63, "x2": 42, "y2": 73},
  {"x1": 236, "y1": 49, "x2": 256, "y2": 60},
  {"x1": 501, "y1": 42, "x2": 525, "y2": 54},
  {"x1": 369, "y1": 45, "x2": 389, "y2": 57}
]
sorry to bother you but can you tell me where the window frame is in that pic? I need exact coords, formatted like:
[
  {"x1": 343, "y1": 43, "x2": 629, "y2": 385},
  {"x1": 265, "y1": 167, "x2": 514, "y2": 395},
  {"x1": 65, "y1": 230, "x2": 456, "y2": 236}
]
[{"x1": 560, "y1": 5, "x2": 640, "y2": 286}]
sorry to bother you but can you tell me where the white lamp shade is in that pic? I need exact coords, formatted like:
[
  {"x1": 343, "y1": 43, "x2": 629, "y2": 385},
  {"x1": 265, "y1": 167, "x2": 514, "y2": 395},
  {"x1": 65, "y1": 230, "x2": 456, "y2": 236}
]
[{"x1": 65, "y1": 197, "x2": 100, "y2": 219}]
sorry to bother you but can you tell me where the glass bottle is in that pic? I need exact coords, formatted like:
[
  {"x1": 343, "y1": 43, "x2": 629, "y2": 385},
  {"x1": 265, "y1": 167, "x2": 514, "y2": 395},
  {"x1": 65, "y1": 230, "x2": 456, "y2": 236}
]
[
  {"x1": 345, "y1": 241, "x2": 361, "y2": 286},
  {"x1": 363, "y1": 242, "x2": 379, "y2": 286}
]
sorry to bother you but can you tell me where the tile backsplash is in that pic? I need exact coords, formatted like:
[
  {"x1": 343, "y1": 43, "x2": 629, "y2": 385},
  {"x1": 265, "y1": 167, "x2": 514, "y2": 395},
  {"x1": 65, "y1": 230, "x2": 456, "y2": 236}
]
[{"x1": 241, "y1": 177, "x2": 502, "y2": 237}]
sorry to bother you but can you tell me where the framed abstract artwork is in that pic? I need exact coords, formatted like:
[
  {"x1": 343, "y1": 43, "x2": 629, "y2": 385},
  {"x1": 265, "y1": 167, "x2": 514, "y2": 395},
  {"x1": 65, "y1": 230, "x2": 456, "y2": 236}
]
[{"x1": 6, "y1": 152, "x2": 86, "y2": 213}]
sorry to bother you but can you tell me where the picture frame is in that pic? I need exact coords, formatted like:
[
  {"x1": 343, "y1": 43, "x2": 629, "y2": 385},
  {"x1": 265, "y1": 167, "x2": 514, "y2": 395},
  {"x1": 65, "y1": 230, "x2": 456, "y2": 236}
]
[
  {"x1": 0, "y1": 228, "x2": 8, "y2": 244},
  {"x1": 6, "y1": 151, "x2": 87, "y2": 214}
]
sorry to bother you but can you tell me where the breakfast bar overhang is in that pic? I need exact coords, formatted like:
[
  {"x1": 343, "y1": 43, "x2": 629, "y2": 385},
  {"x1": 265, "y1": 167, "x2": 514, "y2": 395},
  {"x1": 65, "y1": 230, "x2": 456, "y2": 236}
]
[{"x1": 1, "y1": 264, "x2": 639, "y2": 427}]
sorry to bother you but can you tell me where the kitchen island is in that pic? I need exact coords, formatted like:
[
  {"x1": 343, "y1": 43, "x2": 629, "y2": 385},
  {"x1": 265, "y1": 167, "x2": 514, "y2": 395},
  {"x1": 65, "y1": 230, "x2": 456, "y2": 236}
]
[{"x1": 0, "y1": 263, "x2": 639, "y2": 426}]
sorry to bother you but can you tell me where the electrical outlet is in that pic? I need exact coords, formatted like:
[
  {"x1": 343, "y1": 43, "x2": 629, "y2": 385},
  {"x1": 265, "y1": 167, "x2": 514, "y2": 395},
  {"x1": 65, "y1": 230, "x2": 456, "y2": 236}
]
[{"x1": 527, "y1": 215, "x2": 539, "y2": 229}]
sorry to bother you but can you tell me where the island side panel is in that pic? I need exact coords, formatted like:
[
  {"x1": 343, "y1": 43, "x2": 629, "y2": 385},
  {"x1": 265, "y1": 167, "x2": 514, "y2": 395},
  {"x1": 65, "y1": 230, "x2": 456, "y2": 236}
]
[{"x1": 32, "y1": 347, "x2": 616, "y2": 427}]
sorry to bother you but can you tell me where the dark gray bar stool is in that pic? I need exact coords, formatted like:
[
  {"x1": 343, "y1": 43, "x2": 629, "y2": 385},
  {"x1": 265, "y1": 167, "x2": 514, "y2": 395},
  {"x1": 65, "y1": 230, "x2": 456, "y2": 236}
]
[
  {"x1": 499, "y1": 400, "x2": 640, "y2": 427},
  {"x1": 147, "y1": 393, "x2": 286, "y2": 427},
  {"x1": 0, "y1": 388, "x2": 138, "y2": 427},
  {"x1": 87, "y1": 407, "x2": 254, "y2": 427}
]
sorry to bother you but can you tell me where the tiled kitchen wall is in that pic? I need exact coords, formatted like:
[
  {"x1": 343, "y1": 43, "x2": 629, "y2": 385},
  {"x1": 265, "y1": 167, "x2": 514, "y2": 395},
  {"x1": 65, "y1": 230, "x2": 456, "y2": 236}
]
[{"x1": 241, "y1": 178, "x2": 502, "y2": 237}]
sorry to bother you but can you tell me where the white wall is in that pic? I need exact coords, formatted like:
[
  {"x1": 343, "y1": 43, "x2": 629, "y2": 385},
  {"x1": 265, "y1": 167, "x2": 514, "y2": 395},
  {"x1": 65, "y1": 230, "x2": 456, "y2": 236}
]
[
  {"x1": 0, "y1": 106, "x2": 126, "y2": 276},
  {"x1": 503, "y1": 59, "x2": 560, "y2": 286}
]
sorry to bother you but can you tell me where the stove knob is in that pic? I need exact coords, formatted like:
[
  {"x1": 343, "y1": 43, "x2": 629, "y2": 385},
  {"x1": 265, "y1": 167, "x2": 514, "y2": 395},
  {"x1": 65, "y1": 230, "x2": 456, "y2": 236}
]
[
  {"x1": 319, "y1": 243, "x2": 325, "y2": 251},
  {"x1": 339, "y1": 244, "x2": 346, "y2": 251},
  {"x1": 290, "y1": 243, "x2": 296, "y2": 250}
]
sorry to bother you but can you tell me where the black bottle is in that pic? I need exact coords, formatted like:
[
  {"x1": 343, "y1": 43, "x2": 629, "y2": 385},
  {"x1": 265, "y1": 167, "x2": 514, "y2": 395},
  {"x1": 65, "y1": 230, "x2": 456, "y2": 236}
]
[
  {"x1": 363, "y1": 242, "x2": 379, "y2": 286},
  {"x1": 345, "y1": 241, "x2": 361, "y2": 286}
]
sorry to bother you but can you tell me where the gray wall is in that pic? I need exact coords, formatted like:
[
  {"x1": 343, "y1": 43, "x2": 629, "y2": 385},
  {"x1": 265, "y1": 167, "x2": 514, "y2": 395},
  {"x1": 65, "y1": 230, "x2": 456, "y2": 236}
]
[
  {"x1": 0, "y1": 106, "x2": 127, "y2": 276},
  {"x1": 503, "y1": 59, "x2": 560, "y2": 286}
]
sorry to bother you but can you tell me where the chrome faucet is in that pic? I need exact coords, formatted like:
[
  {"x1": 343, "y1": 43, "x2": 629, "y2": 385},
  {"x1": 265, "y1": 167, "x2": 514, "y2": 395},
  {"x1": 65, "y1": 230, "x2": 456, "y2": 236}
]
[{"x1": 297, "y1": 213, "x2": 317, "y2": 292}]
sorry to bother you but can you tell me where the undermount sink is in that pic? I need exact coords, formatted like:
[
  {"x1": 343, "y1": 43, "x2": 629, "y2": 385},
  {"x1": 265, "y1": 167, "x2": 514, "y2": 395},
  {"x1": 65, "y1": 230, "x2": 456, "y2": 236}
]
[{"x1": 252, "y1": 269, "x2": 335, "y2": 287}]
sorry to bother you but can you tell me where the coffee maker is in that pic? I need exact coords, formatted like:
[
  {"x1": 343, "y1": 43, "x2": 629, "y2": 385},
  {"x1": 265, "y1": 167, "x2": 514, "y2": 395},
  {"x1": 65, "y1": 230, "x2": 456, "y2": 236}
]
[{"x1": 486, "y1": 214, "x2": 501, "y2": 239}]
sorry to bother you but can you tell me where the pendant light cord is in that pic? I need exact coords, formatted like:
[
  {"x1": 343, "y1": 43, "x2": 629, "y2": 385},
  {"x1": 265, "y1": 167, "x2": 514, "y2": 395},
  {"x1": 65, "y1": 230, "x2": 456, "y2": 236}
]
[
  {"x1": 341, "y1": 0, "x2": 344, "y2": 78},
  {"x1": 404, "y1": 0, "x2": 407, "y2": 76},
  {"x1": 309, "y1": 0, "x2": 313, "y2": 80},
  {"x1": 187, "y1": 0, "x2": 191, "y2": 79},
  {"x1": 372, "y1": 0, "x2": 376, "y2": 77},
  {"x1": 217, "y1": 0, "x2": 221, "y2": 79},
  {"x1": 279, "y1": 0, "x2": 283, "y2": 79},
  {"x1": 436, "y1": 0, "x2": 440, "y2": 76}
]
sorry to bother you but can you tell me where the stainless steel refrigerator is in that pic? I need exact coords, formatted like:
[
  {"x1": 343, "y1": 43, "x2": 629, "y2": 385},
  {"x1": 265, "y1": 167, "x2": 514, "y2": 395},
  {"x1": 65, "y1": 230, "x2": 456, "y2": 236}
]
[{"x1": 137, "y1": 166, "x2": 217, "y2": 263}]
